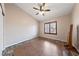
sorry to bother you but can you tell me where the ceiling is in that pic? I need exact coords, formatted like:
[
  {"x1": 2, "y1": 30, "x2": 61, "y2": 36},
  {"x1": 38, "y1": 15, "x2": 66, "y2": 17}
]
[{"x1": 15, "y1": 3, "x2": 74, "y2": 21}]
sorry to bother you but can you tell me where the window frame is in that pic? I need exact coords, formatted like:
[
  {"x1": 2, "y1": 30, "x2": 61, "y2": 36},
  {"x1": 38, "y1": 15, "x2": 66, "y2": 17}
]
[{"x1": 44, "y1": 21, "x2": 57, "y2": 35}]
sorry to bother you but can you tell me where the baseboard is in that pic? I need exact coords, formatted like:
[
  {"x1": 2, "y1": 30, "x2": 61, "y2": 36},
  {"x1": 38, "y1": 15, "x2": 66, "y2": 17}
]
[
  {"x1": 74, "y1": 46, "x2": 79, "y2": 54},
  {"x1": 39, "y1": 36, "x2": 67, "y2": 43}
]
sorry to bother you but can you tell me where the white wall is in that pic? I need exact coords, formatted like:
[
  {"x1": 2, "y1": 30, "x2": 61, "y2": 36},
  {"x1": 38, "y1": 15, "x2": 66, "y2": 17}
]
[
  {"x1": 0, "y1": 4, "x2": 3, "y2": 56},
  {"x1": 4, "y1": 4, "x2": 39, "y2": 49},
  {"x1": 72, "y1": 4, "x2": 79, "y2": 52},
  {"x1": 39, "y1": 14, "x2": 72, "y2": 42}
]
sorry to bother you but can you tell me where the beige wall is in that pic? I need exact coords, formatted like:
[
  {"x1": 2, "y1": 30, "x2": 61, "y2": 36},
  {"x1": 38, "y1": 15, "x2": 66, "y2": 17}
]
[
  {"x1": 72, "y1": 4, "x2": 79, "y2": 52},
  {"x1": 39, "y1": 14, "x2": 72, "y2": 42},
  {"x1": 4, "y1": 4, "x2": 39, "y2": 49}
]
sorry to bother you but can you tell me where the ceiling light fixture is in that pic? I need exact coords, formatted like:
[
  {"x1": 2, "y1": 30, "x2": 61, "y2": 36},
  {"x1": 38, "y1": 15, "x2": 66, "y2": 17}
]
[{"x1": 33, "y1": 3, "x2": 50, "y2": 16}]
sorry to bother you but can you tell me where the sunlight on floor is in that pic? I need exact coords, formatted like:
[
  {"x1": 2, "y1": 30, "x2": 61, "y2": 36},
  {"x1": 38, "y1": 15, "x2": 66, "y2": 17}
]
[{"x1": 43, "y1": 41, "x2": 59, "y2": 55}]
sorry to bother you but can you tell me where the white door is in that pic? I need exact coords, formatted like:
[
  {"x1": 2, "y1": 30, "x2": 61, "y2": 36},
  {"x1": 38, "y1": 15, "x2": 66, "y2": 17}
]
[{"x1": 0, "y1": 4, "x2": 3, "y2": 56}]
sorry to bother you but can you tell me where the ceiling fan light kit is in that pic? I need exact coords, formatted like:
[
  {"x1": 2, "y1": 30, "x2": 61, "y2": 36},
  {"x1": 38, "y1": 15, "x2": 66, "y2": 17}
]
[{"x1": 33, "y1": 3, "x2": 50, "y2": 16}]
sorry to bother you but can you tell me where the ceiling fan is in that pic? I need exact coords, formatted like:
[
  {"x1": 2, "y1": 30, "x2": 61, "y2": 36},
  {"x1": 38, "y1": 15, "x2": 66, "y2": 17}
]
[{"x1": 33, "y1": 3, "x2": 50, "y2": 16}]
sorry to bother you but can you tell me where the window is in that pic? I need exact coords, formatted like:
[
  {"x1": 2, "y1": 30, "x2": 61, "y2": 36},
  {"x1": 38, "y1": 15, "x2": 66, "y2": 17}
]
[{"x1": 44, "y1": 21, "x2": 57, "y2": 35}]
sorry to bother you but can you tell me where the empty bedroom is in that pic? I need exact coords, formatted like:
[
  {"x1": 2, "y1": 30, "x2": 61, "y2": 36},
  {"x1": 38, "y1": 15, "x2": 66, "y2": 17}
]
[{"x1": 0, "y1": 3, "x2": 79, "y2": 56}]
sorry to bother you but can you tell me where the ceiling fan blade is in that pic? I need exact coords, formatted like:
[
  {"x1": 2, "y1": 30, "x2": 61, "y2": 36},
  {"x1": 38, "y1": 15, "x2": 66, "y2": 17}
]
[
  {"x1": 43, "y1": 3, "x2": 45, "y2": 6},
  {"x1": 36, "y1": 13, "x2": 39, "y2": 15},
  {"x1": 45, "y1": 9, "x2": 50, "y2": 11},
  {"x1": 33, "y1": 7, "x2": 39, "y2": 10}
]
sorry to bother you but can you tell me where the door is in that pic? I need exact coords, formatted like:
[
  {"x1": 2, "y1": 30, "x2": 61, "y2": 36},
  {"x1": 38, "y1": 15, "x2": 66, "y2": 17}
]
[
  {"x1": 77, "y1": 25, "x2": 79, "y2": 51},
  {"x1": 0, "y1": 3, "x2": 4, "y2": 56}
]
